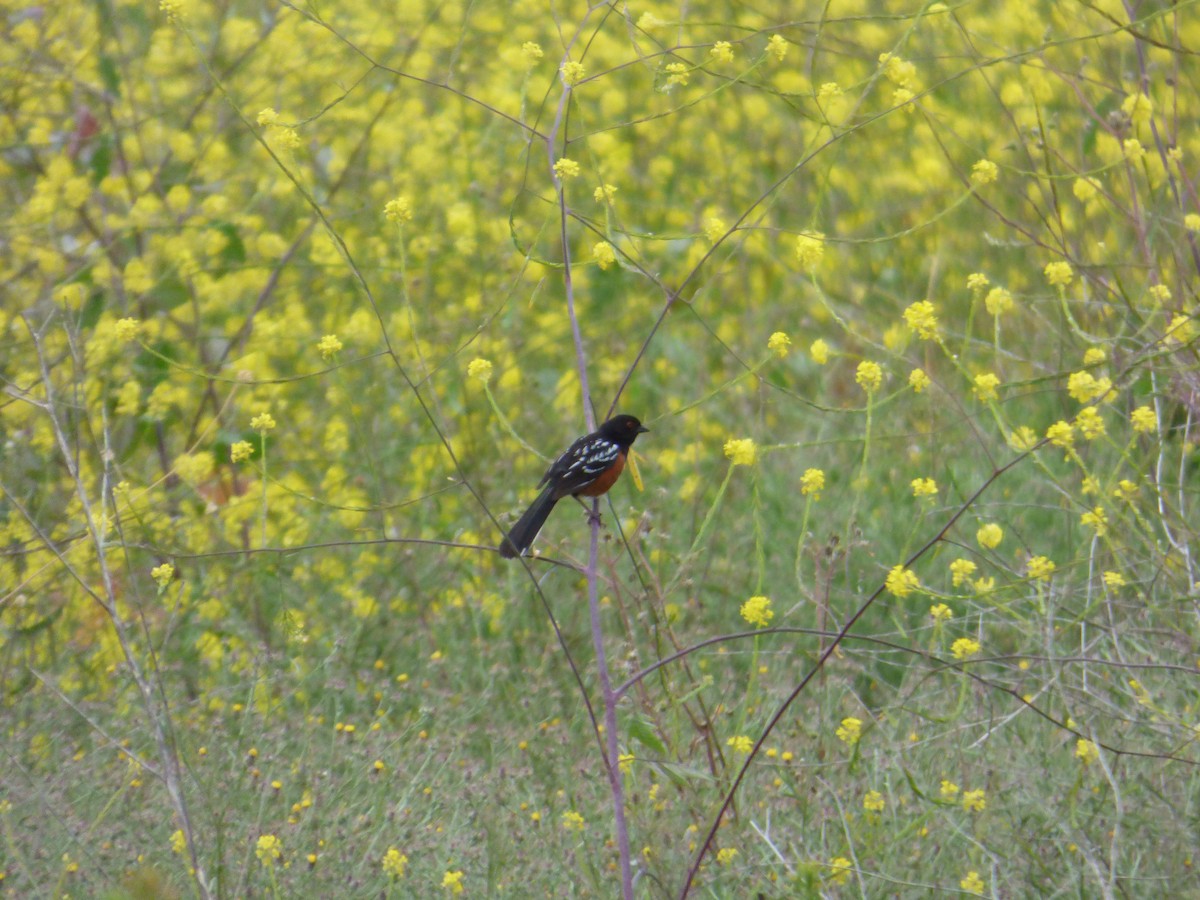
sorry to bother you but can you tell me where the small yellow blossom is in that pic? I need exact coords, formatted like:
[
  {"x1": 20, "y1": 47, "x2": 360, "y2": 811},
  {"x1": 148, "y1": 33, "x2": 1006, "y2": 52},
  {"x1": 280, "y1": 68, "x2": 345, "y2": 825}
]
[
  {"x1": 951, "y1": 637, "x2": 981, "y2": 660},
  {"x1": 1027, "y1": 555, "x2": 1056, "y2": 581},
  {"x1": 231, "y1": 441, "x2": 254, "y2": 463},
  {"x1": 973, "y1": 372, "x2": 1000, "y2": 402},
  {"x1": 767, "y1": 331, "x2": 791, "y2": 358},
  {"x1": 560, "y1": 61, "x2": 586, "y2": 85},
  {"x1": 939, "y1": 779, "x2": 959, "y2": 799},
  {"x1": 1075, "y1": 739, "x2": 1099, "y2": 765},
  {"x1": 1113, "y1": 478, "x2": 1138, "y2": 502},
  {"x1": 727, "y1": 735, "x2": 753, "y2": 754},
  {"x1": 886, "y1": 565, "x2": 920, "y2": 598},
  {"x1": 827, "y1": 857, "x2": 853, "y2": 885},
  {"x1": 1044, "y1": 261, "x2": 1073, "y2": 286},
  {"x1": 1076, "y1": 406, "x2": 1105, "y2": 440},
  {"x1": 256, "y1": 834, "x2": 282, "y2": 867},
  {"x1": 930, "y1": 602, "x2": 953, "y2": 621},
  {"x1": 710, "y1": 41, "x2": 734, "y2": 63},
  {"x1": 903, "y1": 300, "x2": 939, "y2": 339},
  {"x1": 1007, "y1": 426, "x2": 1038, "y2": 451},
  {"x1": 716, "y1": 847, "x2": 738, "y2": 865},
  {"x1": 317, "y1": 334, "x2": 342, "y2": 359},
  {"x1": 1046, "y1": 420, "x2": 1074, "y2": 449},
  {"x1": 740, "y1": 595, "x2": 774, "y2": 628},
  {"x1": 911, "y1": 477, "x2": 937, "y2": 498},
  {"x1": 809, "y1": 338, "x2": 829, "y2": 364},
  {"x1": 1123, "y1": 138, "x2": 1146, "y2": 162},
  {"x1": 984, "y1": 286, "x2": 1013, "y2": 316},
  {"x1": 151, "y1": 563, "x2": 175, "y2": 588},
  {"x1": 862, "y1": 790, "x2": 885, "y2": 812},
  {"x1": 442, "y1": 870, "x2": 465, "y2": 894},
  {"x1": 766, "y1": 35, "x2": 788, "y2": 62},
  {"x1": 909, "y1": 368, "x2": 930, "y2": 393},
  {"x1": 170, "y1": 830, "x2": 186, "y2": 855},
  {"x1": 961, "y1": 871, "x2": 985, "y2": 895},
  {"x1": 724, "y1": 437, "x2": 757, "y2": 466},
  {"x1": 973, "y1": 576, "x2": 995, "y2": 594},
  {"x1": 1081, "y1": 506, "x2": 1108, "y2": 536},
  {"x1": 1163, "y1": 313, "x2": 1197, "y2": 345},
  {"x1": 970, "y1": 159, "x2": 998, "y2": 185},
  {"x1": 835, "y1": 717, "x2": 862, "y2": 745},
  {"x1": 1083, "y1": 347, "x2": 1106, "y2": 366},
  {"x1": 795, "y1": 231, "x2": 825, "y2": 271},
  {"x1": 383, "y1": 848, "x2": 408, "y2": 879},
  {"x1": 593, "y1": 183, "x2": 617, "y2": 203},
  {"x1": 703, "y1": 216, "x2": 725, "y2": 243},
  {"x1": 966, "y1": 272, "x2": 989, "y2": 290},
  {"x1": 976, "y1": 523, "x2": 1003, "y2": 549},
  {"x1": 467, "y1": 358, "x2": 493, "y2": 384},
  {"x1": 561, "y1": 810, "x2": 585, "y2": 830},
  {"x1": 115, "y1": 318, "x2": 141, "y2": 342},
  {"x1": 384, "y1": 196, "x2": 413, "y2": 223},
  {"x1": 520, "y1": 41, "x2": 543, "y2": 66},
  {"x1": 1121, "y1": 92, "x2": 1153, "y2": 125},
  {"x1": 1103, "y1": 571, "x2": 1126, "y2": 589},
  {"x1": 553, "y1": 158, "x2": 580, "y2": 180},
  {"x1": 1186, "y1": 213, "x2": 1200, "y2": 232},
  {"x1": 250, "y1": 412, "x2": 276, "y2": 432},
  {"x1": 856, "y1": 360, "x2": 883, "y2": 393},
  {"x1": 665, "y1": 62, "x2": 689, "y2": 87},
  {"x1": 800, "y1": 468, "x2": 825, "y2": 499},
  {"x1": 962, "y1": 789, "x2": 986, "y2": 812},
  {"x1": 1131, "y1": 405, "x2": 1157, "y2": 435},
  {"x1": 256, "y1": 108, "x2": 279, "y2": 127},
  {"x1": 949, "y1": 559, "x2": 976, "y2": 587},
  {"x1": 593, "y1": 241, "x2": 617, "y2": 270}
]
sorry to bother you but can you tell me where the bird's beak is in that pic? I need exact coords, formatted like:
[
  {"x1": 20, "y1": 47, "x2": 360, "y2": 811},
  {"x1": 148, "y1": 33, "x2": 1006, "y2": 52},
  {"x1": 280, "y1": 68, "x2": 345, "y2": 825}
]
[{"x1": 638, "y1": 425, "x2": 650, "y2": 434}]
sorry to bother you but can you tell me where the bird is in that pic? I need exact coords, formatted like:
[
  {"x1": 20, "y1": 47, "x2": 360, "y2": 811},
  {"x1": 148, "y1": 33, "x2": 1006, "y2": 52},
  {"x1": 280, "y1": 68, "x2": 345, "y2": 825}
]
[{"x1": 498, "y1": 414, "x2": 649, "y2": 559}]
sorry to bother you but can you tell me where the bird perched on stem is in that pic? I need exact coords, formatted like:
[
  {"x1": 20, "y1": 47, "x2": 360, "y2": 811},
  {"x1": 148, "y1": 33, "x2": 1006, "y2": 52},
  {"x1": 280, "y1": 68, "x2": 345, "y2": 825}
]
[{"x1": 498, "y1": 414, "x2": 648, "y2": 559}]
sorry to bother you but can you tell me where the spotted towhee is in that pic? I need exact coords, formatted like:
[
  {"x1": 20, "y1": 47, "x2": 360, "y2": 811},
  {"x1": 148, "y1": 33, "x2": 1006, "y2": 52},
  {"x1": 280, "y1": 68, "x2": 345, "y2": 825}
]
[{"x1": 498, "y1": 414, "x2": 649, "y2": 559}]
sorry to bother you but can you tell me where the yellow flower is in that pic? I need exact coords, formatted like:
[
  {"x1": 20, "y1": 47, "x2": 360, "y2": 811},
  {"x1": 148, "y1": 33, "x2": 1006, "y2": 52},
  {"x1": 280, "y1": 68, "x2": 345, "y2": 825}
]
[
  {"x1": 862, "y1": 790, "x2": 885, "y2": 812},
  {"x1": 766, "y1": 35, "x2": 788, "y2": 62},
  {"x1": 1046, "y1": 420, "x2": 1074, "y2": 449},
  {"x1": 593, "y1": 183, "x2": 618, "y2": 203},
  {"x1": 231, "y1": 441, "x2": 254, "y2": 463},
  {"x1": 170, "y1": 829, "x2": 186, "y2": 855},
  {"x1": 1103, "y1": 571, "x2": 1125, "y2": 589},
  {"x1": 1121, "y1": 92, "x2": 1153, "y2": 125},
  {"x1": 1130, "y1": 406, "x2": 1156, "y2": 434},
  {"x1": 885, "y1": 565, "x2": 919, "y2": 598},
  {"x1": 973, "y1": 372, "x2": 1000, "y2": 402},
  {"x1": 740, "y1": 595, "x2": 774, "y2": 628},
  {"x1": 855, "y1": 360, "x2": 883, "y2": 393},
  {"x1": 909, "y1": 368, "x2": 930, "y2": 393},
  {"x1": 961, "y1": 788, "x2": 986, "y2": 812},
  {"x1": 976, "y1": 523, "x2": 1003, "y2": 549},
  {"x1": 151, "y1": 563, "x2": 175, "y2": 588},
  {"x1": 442, "y1": 870, "x2": 465, "y2": 894},
  {"x1": 795, "y1": 231, "x2": 825, "y2": 271},
  {"x1": 966, "y1": 272, "x2": 989, "y2": 290},
  {"x1": 703, "y1": 215, "x2": 725, "y2": 244},
  {"x1": 317, "y1": 334, "x2": 343, "y2": 360},
  {"x1": 1123, "y1": 138, "x2": 1146, "y2": 162},
  {"x1": 709, "y1": 41, "x2": 734, "y2": 63},
  {"x1": 561, "y1": 810, "x2": 585, "y2": 830},
  {"x1": 827, "y1": 857, "x2": 853, "y2": 885},
  {"x1": 382, "y1": 848, "x2": 408, "y2": 879},
  {"x1": 984, "y1": 286, "x2": 1013, "y2": 316},
  {"x1": 256, "y1": 107, "x2": 279, "y2": 127},
  {"x1": 835, "y1": 717, "x2": 862, "y2": 745},
  {"x1": 939, "y1": 779, "x2": 959, "y2": 799},
  {"x1": 553, "y1": 158, "x2": 580, "y2": 179},
  {"x1": 800, "y1": 468, "x2": 825, "y2": 499},
  {"x1": 767, "y1": 331, "x2": 792, "y2": 358},
  {"x1": 256, "y1": 834, "x2": 282, "y2": 867},
  {"x1": 1080, "y1": 506, "x2": 1108, "y2": 536},
  {"x1": 949, "y1": 559, "x2": 976, "y2": 587},
  {"x1": 726, "y1": 734, "x2": 753, "y2": 754},
  {"x1": 902, "y1": 300, "x2": 939, "y2": 339},
  {"x1": 724, "y1": 437, "x2": 757, "y2": 466},
  {"x1": 809, "y1": 338, "x2": 830, "y2": 364},
  {"x1": 560, "y1": 61, "x2": 586, "y2": 85},
  {"x1": 929, "y1": 602, "x2": 953, "y2": 621},
  {"x1": 115, "y1": 318, "x2": 141, "y2": 342},
  {"x1": 1076, "y1": 406, "x2": 1105, "y2": 440},
  {"x1": 250, "y1": 412, "x2": 276, "y2": 432},
  {"x1": 1075, "y1": 739, "x2": 1099, "y2": 765},
  {"x1": 960, "y1": 871, "x2": 985, "y2": 895},
  {"x1": 520, "y1": 41, "x2": 543, "y2": 67},
  {"x1": 1044, "y1": 261, "x2": 1073, "y2": 286},
  {"x1": 467, "y1": 358, "x2": 493, "y2": 384},
  {"x1": 593, "y1": 241, "x2": 617, "y2": 270},
  {"x1": 951, "y1": 637, "x2": 981, "y2": 660},
  {"x1": 383, "y1": 196, "x2": 413, "y2": 223},
  {"x1": 716, "y1": 847, "x2": 738, "y2": 865},
  {"x1": 1027, "y1": 555, "x2": 1056, "y2": 581},
  {"x1": 911, "y1": 477, "x2": 937, "y2": 498},
  {"x1": 1007, "y1": 426, "x2": 1038, "y2": 451},
  {"x1": 970, "y1": 159, "x2": 998, "y2": 185},
  {"x1": 1186, "y1": 213, "x2": 1200, "y2": 232},
  {"x1": 1073, "y1": 177, "x2": 1100, "y2": 202}
]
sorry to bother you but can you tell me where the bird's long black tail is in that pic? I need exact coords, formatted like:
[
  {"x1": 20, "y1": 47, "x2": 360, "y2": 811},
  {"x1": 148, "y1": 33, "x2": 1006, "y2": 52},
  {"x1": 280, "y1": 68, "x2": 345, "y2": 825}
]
[{"x1": 499, "y1": 486, "x2": 558, "y2": 558}]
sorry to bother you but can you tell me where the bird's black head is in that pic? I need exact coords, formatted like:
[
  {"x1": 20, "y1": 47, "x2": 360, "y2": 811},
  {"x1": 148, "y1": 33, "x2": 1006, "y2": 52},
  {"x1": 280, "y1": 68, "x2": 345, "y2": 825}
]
[{"x1": 599, "y1": 414, "x2": 649, "y2": 448}]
